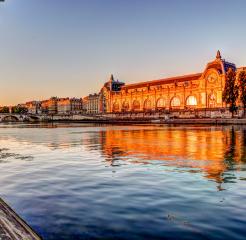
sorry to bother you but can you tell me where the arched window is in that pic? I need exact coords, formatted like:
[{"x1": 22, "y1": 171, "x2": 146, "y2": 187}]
[
  {"x1": 122, "y1": 101, "x2": 129, "y2": 111},
  {"x1": 186, "y1": 96, "x2": 197, "y2": 106},
  {"x1": 171, "y1": 97, "x2": 181, "y2": 107},
  {"x1": 132, "y1": 100, "x2": 140, "y2": 111},
  {"x1": 156, "y1": 98, "x2": 165, "y2": 108},
  {"x1": 143, "y1": 99, "x2": 152, "y2": 110},
  {"x1": 112, "y1": 102, "x2": 119, "y2": 112}
]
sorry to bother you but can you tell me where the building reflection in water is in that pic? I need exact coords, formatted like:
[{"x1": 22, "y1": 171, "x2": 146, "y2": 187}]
[
  {"x1": 97, "y1": 126, "x2": 246, "y2": 187},
  {"x1": 3, "y1": 123, "x2": 246, "y2": 189}
]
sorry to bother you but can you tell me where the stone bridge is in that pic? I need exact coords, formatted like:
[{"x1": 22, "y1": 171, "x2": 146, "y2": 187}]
[
  {"x1": 0, "y1": 114, "x2": 96, "y2": 122},
  {"x1": 0, "y1": 114, "x2": 43, "y2": 122}
]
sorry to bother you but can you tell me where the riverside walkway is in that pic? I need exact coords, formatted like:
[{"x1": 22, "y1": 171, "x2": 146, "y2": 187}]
[{"x1": 0, "y1": 198, "x2": 41, "y2": 240}]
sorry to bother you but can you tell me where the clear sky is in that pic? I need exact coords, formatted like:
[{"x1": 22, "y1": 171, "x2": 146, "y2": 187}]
[{"x1": 1, "y1": 0, "x2": 246, "y2": 105}]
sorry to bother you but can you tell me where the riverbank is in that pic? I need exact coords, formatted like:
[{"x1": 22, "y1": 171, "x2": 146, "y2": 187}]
[
  {"x1": 0, "y1": 198, "x2": 41, "y2": 240},
  {"x1": 2, "y1": 109, "x2": 246, "y2": 125},
  {"x1": 45, "y1": 117, "x2": 246, "y2": 125}
]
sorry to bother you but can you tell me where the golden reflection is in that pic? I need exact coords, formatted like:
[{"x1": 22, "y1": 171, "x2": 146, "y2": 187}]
[{"x1": 98, "y1": 126, "x2": 246, "y2": 185}]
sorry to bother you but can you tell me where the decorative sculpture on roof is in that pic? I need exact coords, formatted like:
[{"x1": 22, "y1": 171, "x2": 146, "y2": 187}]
[
  {"x1": 110, "y1": 74, "x2": 114, "y2": 82},
  {"x1": 216, "y1": 50, "x2": 221, "y2": 60}
]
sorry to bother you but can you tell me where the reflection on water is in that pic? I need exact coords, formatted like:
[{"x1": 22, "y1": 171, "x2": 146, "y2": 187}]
[
  {"x1": 97, "y1": 126, "x2": 246, "y2": 187},
  {"x1": 0, "y1": 148, "x2": 34, "y2": 163},
  {"x1": 0, "y1": 124, "x2": 246, "y2": 240}
]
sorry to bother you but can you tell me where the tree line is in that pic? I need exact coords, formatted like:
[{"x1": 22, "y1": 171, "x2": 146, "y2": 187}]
[
  {"x1": 223, "y1": 69, "x2": 246, "y2": 117},
  {"x1": 0, "y1": 106, "x2": 28, "y2": 114}
]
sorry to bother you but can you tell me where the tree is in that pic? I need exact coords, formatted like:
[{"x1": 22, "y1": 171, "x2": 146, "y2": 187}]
[
  {"x1": 0, "y1": 106, "x2": 10, "y2": 113},
  {"x1": 11, "y1": 106, "x2": 28, "y2": 114},
  {"x1": 223, "y1": 68, "x2": 239, "y2": 117},
  {"x1": 238, "y1": 70, "x2": 246, "y2": 117}
]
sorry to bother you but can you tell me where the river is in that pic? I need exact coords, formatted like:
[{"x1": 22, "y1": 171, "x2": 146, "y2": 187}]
[{"x1": 0, "y1": 123, "x2": 246, "y2": 240}]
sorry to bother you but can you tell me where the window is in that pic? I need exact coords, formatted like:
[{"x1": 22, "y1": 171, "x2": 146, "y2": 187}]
[
  {"x1": 171, "y1": 97, "x2": 181, "y2": 107},
  {"x1": 122, "y1": 101, "x2": 129, "y2": 111},
  {"x1": 132, "y1": 100, "x2": 140, "y2": 111},
  {"x1": 144, "y1": 99, "x2": 152, "y2": 110},
  {"x1": 156, "y1": 98, "x2": 165, "y2": 108},
  {"x1": 112, "y1": 102, "x2": 119, "y2": 112},
  {"x1": 186, "y1": 96, "x2": 197, "y2": 106}
]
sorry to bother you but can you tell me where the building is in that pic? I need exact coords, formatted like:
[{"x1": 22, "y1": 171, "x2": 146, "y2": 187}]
[
  {"x1": 57, "y1": 98, "x2": 83, "y2": 114},
  {"x1": 25, "y1": 101, "x2": 41, "y2": 114},
  {"x1": 41, "y1": 97, "x2": 58, "y2": 114},
  {"x1": 82, "y1": 96, "x2": 89, "y2": 113},
  {"x1": 102, "y1": 51, "x2": 243, "y2": 113},
  {"x1": 83, "y1": 93, "x2": 100, "y2": 114},
  {"x1": 99, "y1": 74, "x2": 125, "y2": 113}
]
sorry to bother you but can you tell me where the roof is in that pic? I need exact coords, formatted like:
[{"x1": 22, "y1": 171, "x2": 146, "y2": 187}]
[{"x1": 122, "y1": 72, "x2": 202, "y2": 90}]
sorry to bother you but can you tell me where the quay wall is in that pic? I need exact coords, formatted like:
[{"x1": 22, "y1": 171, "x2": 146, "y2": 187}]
[
  {"x1": 1, "y1": 109, "x2": 246, "y2": 124},
  {"x1": 0, "y1": 198, "x2": 41, "y2": 240}
]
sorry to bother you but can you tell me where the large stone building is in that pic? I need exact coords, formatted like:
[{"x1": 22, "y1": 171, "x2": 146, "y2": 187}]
[
  {"x1": 83, "y1": 75, "x2": 124, "y2": 115},
  {"x1": 39, "y1": 97, "x2": 83, "y2": 114},
  {"x1": 41, "y1": 97, "x2": 58, "y2": 114},
  {"x1": 83, "y1": 93, "x2": 100, "y2": 114},
  {"x1": 57, "y1": 98, "x2": 83, "y2": 114},
  {"x1": 25, "y1": 101, "x2": 41, "y2": 114},
  {"x1": 99, "y1": 74, "x2": 125, "y2": 113},
  {"x1": 101, "y1": 51, "x2": 244, "y2": 113}
]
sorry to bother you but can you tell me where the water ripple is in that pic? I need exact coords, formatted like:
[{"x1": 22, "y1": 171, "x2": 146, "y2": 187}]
[{"x1": 0, "y1": 124, "x2": 246, "y2": 240}]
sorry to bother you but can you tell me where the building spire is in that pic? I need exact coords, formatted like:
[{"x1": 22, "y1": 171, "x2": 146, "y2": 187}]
[
  {"x1": 110, "y1": 74, "x2": 114, "y2": 82},
  {"x1": 216, "y1": 50, "x2": 221, "y2": 59}
]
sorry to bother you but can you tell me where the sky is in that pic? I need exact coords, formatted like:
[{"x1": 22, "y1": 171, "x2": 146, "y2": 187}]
[{"x1": 1, "y1": 0, "x2": 246, "y2": 105}]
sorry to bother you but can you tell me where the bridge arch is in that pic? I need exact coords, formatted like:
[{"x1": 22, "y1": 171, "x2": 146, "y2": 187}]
[
  {"x1": 28, "y1": 115, "x2": 40, "y2": 121},
  {"x1": 2, "y1": 115, "x2": 19, "y2": 122}
]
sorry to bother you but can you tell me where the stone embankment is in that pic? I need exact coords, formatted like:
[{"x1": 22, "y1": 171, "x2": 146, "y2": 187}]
[
  {"x1": 0, "y1": 198, "x2": 41, "y2": 240},
  {"x1": 77, "y1": 118, "x2": 246, "y2": 125},
  {"x1": 1, "y1": 109, "x2": 246, "y2": 125}
]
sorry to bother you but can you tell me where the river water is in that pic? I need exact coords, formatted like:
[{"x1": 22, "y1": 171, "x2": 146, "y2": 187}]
[{"x1": 0, "y1": 123, "x2": 246, "y2": 240}]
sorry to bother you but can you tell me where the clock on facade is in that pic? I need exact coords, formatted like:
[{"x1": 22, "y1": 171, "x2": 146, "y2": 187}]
[{"x1": 206, "y1": 72, "x2": 218, "y2": 83}]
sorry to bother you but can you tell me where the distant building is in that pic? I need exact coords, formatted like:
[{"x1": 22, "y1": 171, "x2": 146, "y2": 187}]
[
  {"x1": 83, "y1": 93, "x2": 100, "y2": 114},
  {"x1": 57, "y1": 98, "x2": 83, "y2": 114},
  {"x1": 41, "y1": 97, "x2": 58, "y2": 114},
  {"x1": 25, "y1": 101, "x2": 41, "y2": 114},
  {"x1": 70, "y1": 98, "x2": 83, "y2": 113},
  {"x1": 82, "y1": 96, "x2": 88, "y2": 113}
]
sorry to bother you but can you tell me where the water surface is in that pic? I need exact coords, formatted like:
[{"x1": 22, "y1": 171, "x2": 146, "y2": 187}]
[{"x1": 0, "y1": 123, "x2": 246, "y2": 240}]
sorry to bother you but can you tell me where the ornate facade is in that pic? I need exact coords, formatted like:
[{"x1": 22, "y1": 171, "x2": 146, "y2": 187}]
[{"x1": 102, "y1": 51, "x2": 242, "y2": 113}]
